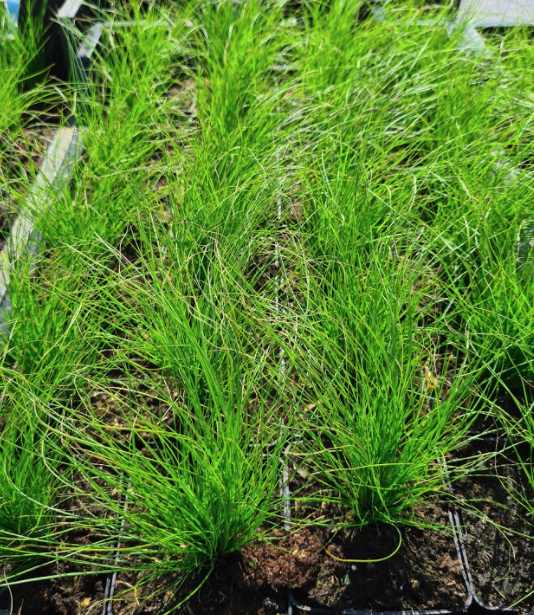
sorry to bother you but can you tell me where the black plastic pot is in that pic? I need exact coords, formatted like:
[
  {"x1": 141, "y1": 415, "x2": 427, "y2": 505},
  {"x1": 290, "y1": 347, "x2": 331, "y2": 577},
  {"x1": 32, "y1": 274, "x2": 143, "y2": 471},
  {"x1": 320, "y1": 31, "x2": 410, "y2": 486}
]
[
  {"x1": 14, "y1": 0, "x2": 96, "y2": 81},
  {"x1": 16, "y1": 0, "x2": 69, "y2": 79},
  {"x1": 288, "y1": 592, "x2": 468, "y2": 615}
]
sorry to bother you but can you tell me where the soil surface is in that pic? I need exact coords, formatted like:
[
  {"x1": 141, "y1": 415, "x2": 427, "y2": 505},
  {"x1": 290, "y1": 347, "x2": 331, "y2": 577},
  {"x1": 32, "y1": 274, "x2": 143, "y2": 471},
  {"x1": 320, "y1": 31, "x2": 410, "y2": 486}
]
[
  {"x1": 172, "y1": 553, "x2": 289, "y2": 615},
  {"x1": 281, "y1": 447, "x2": 469, "y2": 612},
  {"x1": 0, "y1": 563, "x2": 106, "y2": 615},
  {"x1": 0, "y1": 509, "x2": 468, "y2": 615},
  {"x1": 0, "y1": 548, "x2": 288, "y2": 615},
  {"x1": 453, "y1": 439, "x2": 534, "y2": 611},
  {"x1": 286, "y1": 510, "x2": 467, "y2": 611}
]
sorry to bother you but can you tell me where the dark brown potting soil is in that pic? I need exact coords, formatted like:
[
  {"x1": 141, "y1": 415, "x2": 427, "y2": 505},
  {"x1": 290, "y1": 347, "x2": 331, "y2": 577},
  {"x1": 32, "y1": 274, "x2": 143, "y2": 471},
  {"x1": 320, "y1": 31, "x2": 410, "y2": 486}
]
[
  {"x1": 172, "y1": 501, "x2": 467, "y2": 613},
  {"x1": 0, "y1": 508, "x2": 468, "y2": 615},
  {"x1": 286, "y1": 509, "x2": 467, "y2": 611},
  {"x1": 281, "y1": 448, "x2": 468, "y2": 612},
  {"x1": 453, "y1": 440, "x2": 534, "y2": 611},
  {"x1": 0, "y1": 564, "x2": 106, "y2": 615},
  {"x1": 95, "y1": 514, "x2": 467, "y2": 614}
]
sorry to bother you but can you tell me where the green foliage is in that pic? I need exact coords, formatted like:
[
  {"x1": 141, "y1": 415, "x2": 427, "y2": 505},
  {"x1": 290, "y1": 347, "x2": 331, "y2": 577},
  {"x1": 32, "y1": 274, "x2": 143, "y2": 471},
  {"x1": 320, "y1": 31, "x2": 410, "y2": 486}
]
[{"x1": 2, "y1": 0, "x2": 534, "y2": 604}]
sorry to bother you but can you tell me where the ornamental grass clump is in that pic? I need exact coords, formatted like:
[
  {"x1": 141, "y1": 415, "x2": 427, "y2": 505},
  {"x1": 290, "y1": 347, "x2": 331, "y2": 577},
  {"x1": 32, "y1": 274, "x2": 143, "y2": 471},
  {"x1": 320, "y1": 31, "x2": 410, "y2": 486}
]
[
  {"x1": 293, "y1": 243, "x2": 478, "y2": 526},
  {"x1": 430, "y1": 129, "x2": 534, "y2": 390},
  {"x1": 41, "y1": 251, "x2": 293, "y2": 597},
  {"x1": 417, "y1": 22, "x2": 534, "y2": 390},
  {"x1": 289, "y1": 0, "x2": 489, "y2": 526}
]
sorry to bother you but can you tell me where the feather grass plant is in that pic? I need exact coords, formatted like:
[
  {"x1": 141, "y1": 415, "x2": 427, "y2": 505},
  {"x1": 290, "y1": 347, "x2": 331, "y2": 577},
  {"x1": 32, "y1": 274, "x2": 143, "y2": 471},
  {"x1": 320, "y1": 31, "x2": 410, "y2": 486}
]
[
  {"x1": 292, "y1": 239, "x2": 479, "y2": 525},
  {"x1": 42, "y1": 274, "x2": 292, "y2": 597},
  {"x1": 288, "y1": 0, "x2": 491, "y2": 526},
  {"x1": 429, "y1": 136, "x2": 534, "y2": 390}
]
